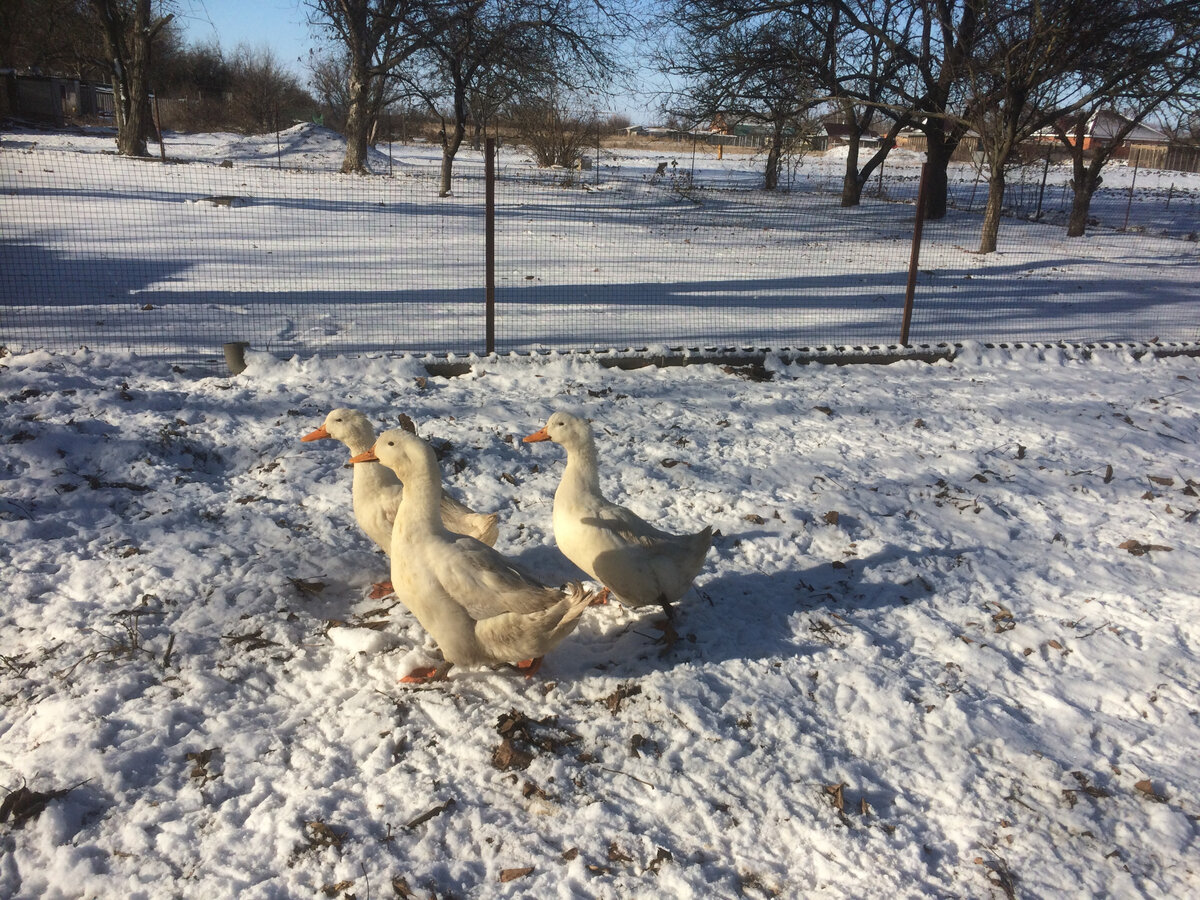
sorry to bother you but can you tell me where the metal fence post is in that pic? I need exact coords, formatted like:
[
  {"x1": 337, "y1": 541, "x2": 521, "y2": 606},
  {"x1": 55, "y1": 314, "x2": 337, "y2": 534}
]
[
  {"x1": 900, "y1": 162, "x2": 930, "y2": 346},
  {"x1": 485, "y1": 136, "x2": 496, "y2": 356}
]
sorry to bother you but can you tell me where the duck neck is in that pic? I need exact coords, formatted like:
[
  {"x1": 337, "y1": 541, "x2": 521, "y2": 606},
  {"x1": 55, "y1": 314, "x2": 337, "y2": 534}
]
[
  {"x1": 563, "y1": 434, "x2": 602, "y2": 493},
  {"x1": 340, "y1": 425, "x2": 376, "y2": 457},
  {"x1": 399, "y1": 464, "x2": 445, "y2": 532}
]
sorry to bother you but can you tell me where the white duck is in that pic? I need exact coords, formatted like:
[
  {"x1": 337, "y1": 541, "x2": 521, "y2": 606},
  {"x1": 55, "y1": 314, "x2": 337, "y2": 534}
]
[
  {"x1": 302, "y1": 408, "x2": 499, "y2": 549},
  {"x1": 349, "y1": 428, "x2": 592, "y2": 682},
  {"x1": 524, "y1": 410, "x2": 712, "y2": 616},
  {"x1": 302, "y1": 408, "x2": 499, "y2": 597}
]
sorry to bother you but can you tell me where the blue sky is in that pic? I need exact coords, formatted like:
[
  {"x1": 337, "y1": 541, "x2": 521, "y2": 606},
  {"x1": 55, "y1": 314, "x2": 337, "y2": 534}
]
[
  {"x1": 177, "y1": 0, "x2": 315, "y2": 75},
  {"x1": 174, "y1": 0, "x2": 654, "y2": 119}
]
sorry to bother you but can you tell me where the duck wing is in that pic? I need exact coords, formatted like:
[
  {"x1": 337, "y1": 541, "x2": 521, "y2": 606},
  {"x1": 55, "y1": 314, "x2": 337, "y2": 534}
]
[
  {"x1": 441, "y1": 491, "x2": 500, "y2": 546},
  {"x1": 433, "y1": 535, "x2": 573, "y2": 619},
  {"x1": 471, "y1": 582, "x2": 591, "y2": 664}
]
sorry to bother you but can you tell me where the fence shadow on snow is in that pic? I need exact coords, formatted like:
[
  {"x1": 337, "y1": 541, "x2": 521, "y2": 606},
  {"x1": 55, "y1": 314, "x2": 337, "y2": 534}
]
[{"x1": 2, "y1": 130, "x2": 1198, "y2": 367}]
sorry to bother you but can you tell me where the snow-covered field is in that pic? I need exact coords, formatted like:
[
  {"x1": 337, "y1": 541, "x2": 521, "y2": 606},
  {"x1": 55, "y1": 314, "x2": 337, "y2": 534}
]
[
  {"x1": 1, "y1": 342, "x2": 1198, "y2": 898},
  {"x1": 2, "y1": 123, "x2": 1199, "y2": 897},
  {"x1": 2, "y1": 123, "x2": 1198, "y2": 360}
]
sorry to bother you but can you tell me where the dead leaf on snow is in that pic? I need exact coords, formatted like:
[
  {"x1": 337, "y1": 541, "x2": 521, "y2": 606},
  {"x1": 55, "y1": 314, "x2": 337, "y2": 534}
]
[
  {"x1": 404, "y1": 798, "x2": 456, "y2": 830},
  {"x1": 989, "y1": 603, "x2": 1016, "y2": 633},
  {"x1": 0, "y1": 785, "x2": 71, "y2": 828},
  {"x1": 1118, "y1": 539, "x2": 1174, "y2": 556},
  {"x1": 492, "y1": 738, "x2": 535, "y2": 771},
  {"x1": 600, "y1": 683, "x2": 642, "y2": 714},
  {"x1": 320, "y1": 880, "x2": 354, "y2": 897},
  {"x1": 186, "y1": 747, "x2": 220, "y2": 784},
  {"x1": 1148, "y1": 475, "x2": 1175, "y2": 486},
  {"x1": 608, "y1": 841, "x2": 635, "y2": 864},
  {"x1": 1135, "y1": 779, "x2": 1167, "y2": 802},
  {"x1": 648, "y1": 846, "x2": 673, "y2": 873},
  {"x1": 304, "y1": 820, "x2": 345, "y2": 848},
  {"x1": 499, "y1": 866, "x2": 534, "y2": 883},
  {"x1": 222, "y1": 629, "x2": 281, "y2": 651},
  {"x1": 1070, "y1": 771, "x2": 1111, "y2": 799},
  {"x1": 824, "y1": 782, "x2": 846, "y2": 813},
  {"x1": 288, "y1": 577, "x2": 326, "y2": 595}
]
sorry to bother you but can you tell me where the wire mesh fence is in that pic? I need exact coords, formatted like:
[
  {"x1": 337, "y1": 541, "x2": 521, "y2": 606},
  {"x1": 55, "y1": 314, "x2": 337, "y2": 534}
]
[{"x1": 3, "y1": 125, "x2": 1199, "y2": 366}]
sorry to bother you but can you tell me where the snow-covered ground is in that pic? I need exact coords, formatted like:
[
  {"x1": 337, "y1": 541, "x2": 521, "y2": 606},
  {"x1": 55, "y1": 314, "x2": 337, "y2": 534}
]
[
  {"x1": 2, "y1": 123, "x2": 1198, "y2": 361},
  {"x1": 1, "y1": 342, "x2": 1198, "y2": 899}
]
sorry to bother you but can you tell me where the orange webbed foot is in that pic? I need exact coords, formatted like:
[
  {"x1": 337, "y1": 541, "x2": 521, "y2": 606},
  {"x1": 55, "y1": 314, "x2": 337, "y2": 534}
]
[
  {"x1": 515, "y1": 657, "x2": 544, "y2": 678},
  {"x1": 400, "y1": 664, "x2": 450, "y2": 684},
  {"x1": 369, "y1": 580, "x2": 394, "y2": 599},
  {"x1": 589, "y1": 587, "x2": 611, "y2": 607}
]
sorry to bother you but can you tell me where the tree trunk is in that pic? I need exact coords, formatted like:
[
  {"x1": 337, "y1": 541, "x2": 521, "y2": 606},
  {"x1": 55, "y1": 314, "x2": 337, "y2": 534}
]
[
  {"x1": 979, "y1": 166, "x2": 1006, "y2": 254},
  {"x1": 1066, "y1": 155, "x2": 1102, "y2": 237},
  {"x1": 764, "y1": 128, "x2": 782, "y2": 191},
  {"x1": 440, "y1": 119, "x2": 465, "y2": 196},
  {"x1": 921, "y1": 121, "x2": 960, "y2": 222},
  {"x1": 341, "y1": 60, "x2": 372, "y2": 174},
  {"x1": 92, "y1": 0, "x2": 161, "y2": 158},
  {"x1": 841, "y1": 131, "x2": 862, "y2": 207}
]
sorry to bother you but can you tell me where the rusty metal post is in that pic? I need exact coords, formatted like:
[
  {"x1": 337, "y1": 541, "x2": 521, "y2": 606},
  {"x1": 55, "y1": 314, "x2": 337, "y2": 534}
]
[
  {"x1": 900, "y1": 162, "x2": 930, "y2": 346},
  {"x1": 485, "y1": 137, "x2": 496, "y2": 355}
]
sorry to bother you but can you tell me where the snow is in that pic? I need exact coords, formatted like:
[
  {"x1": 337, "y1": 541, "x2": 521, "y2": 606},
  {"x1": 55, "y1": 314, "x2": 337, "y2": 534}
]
[
  {"x1": 3, "y1": 123, "x2": 1198, "y2": 360},
  {"x1": 2, "y1": 341, "x2": 1199, "y2": 899},
  {"x1": 2, "y1": 123, "x2": 1199, "y2": 899}
]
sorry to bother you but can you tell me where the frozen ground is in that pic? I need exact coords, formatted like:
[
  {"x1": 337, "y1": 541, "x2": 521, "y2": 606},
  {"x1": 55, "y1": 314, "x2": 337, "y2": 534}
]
[{"x1": 1, "y1": 342, "x2": 1198, "y2": 898}]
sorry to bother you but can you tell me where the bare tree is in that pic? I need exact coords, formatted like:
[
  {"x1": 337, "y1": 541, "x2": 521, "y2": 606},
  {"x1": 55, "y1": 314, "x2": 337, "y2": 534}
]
[
  {"x1": 1051, "y1": 3, "x2": 1200, "y2": 237},
  {"x1": 663, "y1": 7, "x2": 820, "y2": 190},
  {"x1": 227, "y1": 46, "x2": 313, "y2": 134},
  {"x1": 511, "y1": 93, "x2": 600, "y2": 168},
  {"x1": 963, "y1": 0, "x2": 1190, "y2": 253},
  {"x1": 808, "y1": 0, "x2": 917, "y2": 207},
  {"x1": 306, "y1": 0, "x2": 435, "y2": 173},
  {"x1": 661, "y1": 1, "x2": 975, "y2": 216},
  {"x1": 308, "y1": 48, "x2": 354, "y2": 131},
  {"x1": 88, "y1": 0, "x2": 174, "y2": 156},
  {"x1": 2, "y1": 0, "x2": 107, "y2": 79},
  {"x1": 393, "y1": 0, "x2": 625, "y2": 196}
]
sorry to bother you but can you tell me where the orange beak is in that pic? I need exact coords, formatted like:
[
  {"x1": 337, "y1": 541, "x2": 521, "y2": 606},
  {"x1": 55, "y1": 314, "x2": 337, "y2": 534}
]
[
  {"x1": 523, "y1": 426, "x2": 550, "y2": 443},
  {"x1": 301, "y1": 425, "x2": 330, "y2": 442},
  {"x1": 347, "y1": 446, "x2": 378, "y2": 464}
]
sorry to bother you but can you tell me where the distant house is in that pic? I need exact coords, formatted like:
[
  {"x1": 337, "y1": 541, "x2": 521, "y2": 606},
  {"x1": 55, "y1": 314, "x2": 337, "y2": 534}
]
[
  {"x1": 895, "y1": 126, "x2": 983, "y2": 161},
  {"x1": 2, "y1": 71, "x2": 112, "y2": 126},
  {"x1": 1033, "y1": 109, "x2": 1169, "y2": 153},
  {"x1": 822, "y1": 121, "x2": 882, "y2": 149}
]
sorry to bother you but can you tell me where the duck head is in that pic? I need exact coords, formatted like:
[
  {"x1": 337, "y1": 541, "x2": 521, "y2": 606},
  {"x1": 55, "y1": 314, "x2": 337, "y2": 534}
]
[
  {"x1": 301, "y1": 407, "x2": 374, "y2": 448},
  {"x1": 523, "y1": 410, "x2": 592, "y2": 448},
  {"x1": 350, "y1": 428, "x2": 437, "y2": 485}
]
